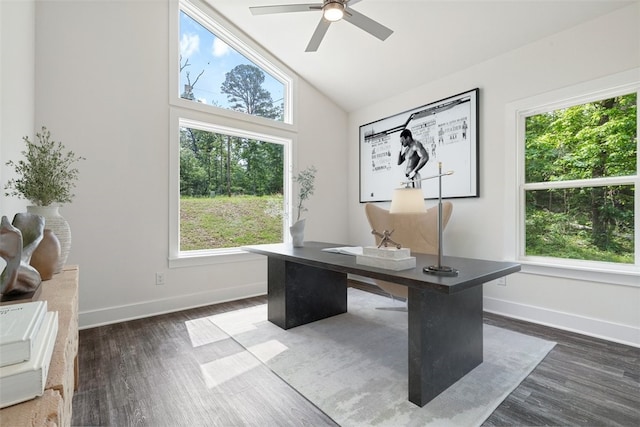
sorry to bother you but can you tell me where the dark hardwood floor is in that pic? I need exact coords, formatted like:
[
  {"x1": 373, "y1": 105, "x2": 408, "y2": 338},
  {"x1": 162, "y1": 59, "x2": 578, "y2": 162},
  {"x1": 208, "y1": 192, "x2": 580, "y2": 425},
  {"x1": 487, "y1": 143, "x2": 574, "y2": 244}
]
[
  {"x1": 482, "y1": 312, "x2": 639, "y2": 426},
  {"x1": 72, "y1": 284, "x2": 640, "y2": 426}
]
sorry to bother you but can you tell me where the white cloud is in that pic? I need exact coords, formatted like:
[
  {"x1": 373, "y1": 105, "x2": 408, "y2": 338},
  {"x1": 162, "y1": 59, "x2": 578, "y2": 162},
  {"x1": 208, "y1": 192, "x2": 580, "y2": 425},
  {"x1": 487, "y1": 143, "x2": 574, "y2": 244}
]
[
  {"x1": 180, "y1": 33, "x2": 199, "y2": 58},
  {"x1": 212, "y1": 38, "x2": 230, "y2": 57}
]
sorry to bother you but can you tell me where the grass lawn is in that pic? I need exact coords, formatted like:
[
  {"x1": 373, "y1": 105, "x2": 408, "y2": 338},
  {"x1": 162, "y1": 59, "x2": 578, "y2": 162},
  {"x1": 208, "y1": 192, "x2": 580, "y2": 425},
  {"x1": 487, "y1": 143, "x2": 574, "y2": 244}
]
[{"x1": 180, "y1": 195, "x2": 284, "y2": 251}]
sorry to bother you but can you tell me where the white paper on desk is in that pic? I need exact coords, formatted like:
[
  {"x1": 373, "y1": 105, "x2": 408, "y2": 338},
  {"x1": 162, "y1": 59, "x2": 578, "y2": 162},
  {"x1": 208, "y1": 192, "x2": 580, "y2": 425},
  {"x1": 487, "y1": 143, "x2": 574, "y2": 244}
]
[{"x1": 321, "y1": 246, "x2": 363, "y2": 256}]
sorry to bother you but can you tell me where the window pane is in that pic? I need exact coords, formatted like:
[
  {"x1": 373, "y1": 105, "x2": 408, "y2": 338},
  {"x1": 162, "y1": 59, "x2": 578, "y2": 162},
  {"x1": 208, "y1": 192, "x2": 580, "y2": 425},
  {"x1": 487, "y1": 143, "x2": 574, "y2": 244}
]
[
  {"x1": 524, "y1": 93, "x2": 637, "y2": 183},
  {"x1": 180, "y1": 127, "x2": 284, "y2": 251},
  {"x1": 525, "y1": 186, "x2": 634, "y2": 263},
  {"x1": 179, "y1": 11, "x2": 285, "y2": 121}
]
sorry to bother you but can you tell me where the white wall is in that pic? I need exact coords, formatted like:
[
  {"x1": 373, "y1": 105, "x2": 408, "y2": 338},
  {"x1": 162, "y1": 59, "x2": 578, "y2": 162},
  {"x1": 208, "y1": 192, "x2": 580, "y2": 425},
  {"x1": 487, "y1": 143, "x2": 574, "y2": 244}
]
[
  {"x1": 0, "y1": 0, "x2": 348, "y2": 327},
  {"x1": 0, "y1": 0, "x2": 34, "y2": 218},
  {"x1": 348, "y1": 4, "x2": 640, "y2": 346}
]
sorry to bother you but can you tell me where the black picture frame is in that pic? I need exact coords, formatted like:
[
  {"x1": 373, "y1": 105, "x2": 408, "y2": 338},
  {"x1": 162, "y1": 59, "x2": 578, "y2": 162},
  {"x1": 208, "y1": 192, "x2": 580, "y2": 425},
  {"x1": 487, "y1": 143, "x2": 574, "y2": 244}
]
[{"x1": 359, "y1": 88, "x2": 479, "y2": 202}]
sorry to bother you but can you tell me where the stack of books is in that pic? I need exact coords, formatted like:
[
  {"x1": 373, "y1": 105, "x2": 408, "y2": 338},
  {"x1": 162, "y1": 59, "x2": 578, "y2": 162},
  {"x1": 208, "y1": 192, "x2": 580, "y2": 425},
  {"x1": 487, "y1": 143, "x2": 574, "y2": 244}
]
[{"x1": 0, "y1": 300, "x2": 58, "y2": 408}]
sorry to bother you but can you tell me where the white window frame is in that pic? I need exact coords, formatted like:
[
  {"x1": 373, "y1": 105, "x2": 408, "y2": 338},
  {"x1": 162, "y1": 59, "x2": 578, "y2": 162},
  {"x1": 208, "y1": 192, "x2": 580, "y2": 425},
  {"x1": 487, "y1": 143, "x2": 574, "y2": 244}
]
[
  {"x1": 168, "y1": 111, "x2": 293, "y2": 268},
  {"x1": 168, "y1": 0, "x2": 298, "y2": 268},
  {"x1": 505, "y1": 69, "x2": 640, "y2": 287}
]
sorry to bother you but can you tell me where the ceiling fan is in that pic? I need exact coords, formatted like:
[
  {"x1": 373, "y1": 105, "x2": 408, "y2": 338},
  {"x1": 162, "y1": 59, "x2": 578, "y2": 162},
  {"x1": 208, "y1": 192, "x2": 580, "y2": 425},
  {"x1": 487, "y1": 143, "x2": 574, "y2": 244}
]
[{"x1": 249, "y1": 0, "x2": 393, "y2": 52}]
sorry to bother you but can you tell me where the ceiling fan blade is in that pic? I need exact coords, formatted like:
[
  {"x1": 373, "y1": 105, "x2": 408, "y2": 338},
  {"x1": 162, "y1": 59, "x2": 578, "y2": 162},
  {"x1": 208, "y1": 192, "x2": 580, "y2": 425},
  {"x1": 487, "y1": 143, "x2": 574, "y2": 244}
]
[
  {"x1": 346, "y1": 0, "x2": 363, "y2": 6},
  {"x1": 343, "y1": 8, "x2": 393, "y2": 41},
  {"x1": 305, "y1": 18, "x2": 331, "y2": 52},
  {"x1": 250, "y1": 3, "x2": 321, "y2": 15}
]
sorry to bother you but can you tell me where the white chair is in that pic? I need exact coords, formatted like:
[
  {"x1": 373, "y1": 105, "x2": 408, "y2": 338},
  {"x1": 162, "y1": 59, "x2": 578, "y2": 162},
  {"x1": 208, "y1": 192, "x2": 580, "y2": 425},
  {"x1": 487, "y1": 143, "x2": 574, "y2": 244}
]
[{"x1": 364, "y1": 202, "x2": 453, "y2": 300}]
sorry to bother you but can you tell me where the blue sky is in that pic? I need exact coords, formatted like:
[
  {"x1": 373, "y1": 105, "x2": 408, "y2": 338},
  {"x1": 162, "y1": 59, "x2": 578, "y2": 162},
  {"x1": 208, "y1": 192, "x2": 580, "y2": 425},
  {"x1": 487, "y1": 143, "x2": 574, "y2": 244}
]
[{"x1": 179, "y1": 11, "x2": 284, "y2": 110}]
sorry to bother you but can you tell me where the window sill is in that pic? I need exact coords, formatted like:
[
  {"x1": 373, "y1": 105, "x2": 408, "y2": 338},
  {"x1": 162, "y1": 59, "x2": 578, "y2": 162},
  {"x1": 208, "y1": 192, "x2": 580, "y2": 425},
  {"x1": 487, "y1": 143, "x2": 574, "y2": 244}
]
[
  {"x1": 518, "y1": 257, "x2": 639, "y2": 288},
  {"x1": 169, "y1": 248, "x2": 266, "y2": 268}
]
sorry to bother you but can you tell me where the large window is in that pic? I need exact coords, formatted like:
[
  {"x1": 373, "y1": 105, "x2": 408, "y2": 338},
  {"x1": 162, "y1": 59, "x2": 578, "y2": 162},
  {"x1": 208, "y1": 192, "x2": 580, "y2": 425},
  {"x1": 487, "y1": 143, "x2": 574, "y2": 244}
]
[
  {"x1": 179, "y1": 123, "x2": 286, "y2": 251},
  {"x1": 509, "y1": 71, "x2": 639, "y2": 280},
  {"x1": 524, "y1": 93, "x2": 636, "y2": 264},
  {"x1": 169, "y1": 0, "x2": 295, "y2": 265},
  {"x1": 179, "y1": 9, "x2": 285, "y2": 121}
]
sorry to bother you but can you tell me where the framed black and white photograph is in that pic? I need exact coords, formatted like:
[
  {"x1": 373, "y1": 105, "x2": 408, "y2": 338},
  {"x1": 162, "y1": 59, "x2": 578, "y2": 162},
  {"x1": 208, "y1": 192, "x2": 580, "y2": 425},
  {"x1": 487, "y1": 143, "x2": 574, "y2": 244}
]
[{"x1": 359, "y1": 88, "x2": 479, "y2": 202}]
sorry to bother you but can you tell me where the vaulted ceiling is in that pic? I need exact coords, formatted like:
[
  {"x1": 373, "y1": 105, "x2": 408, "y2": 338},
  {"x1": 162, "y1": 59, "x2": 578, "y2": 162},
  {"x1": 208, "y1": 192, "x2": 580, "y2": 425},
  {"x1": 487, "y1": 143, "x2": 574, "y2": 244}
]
[{"x1": 210, "y1": 0, "x2": 634, "y2": 112}]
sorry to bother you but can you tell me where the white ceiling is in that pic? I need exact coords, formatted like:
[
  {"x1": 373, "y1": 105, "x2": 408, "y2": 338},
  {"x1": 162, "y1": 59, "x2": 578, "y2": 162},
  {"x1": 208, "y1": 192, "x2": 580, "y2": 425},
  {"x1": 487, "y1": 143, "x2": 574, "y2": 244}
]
[{"x1": 209, "y1": 0, "x2": 634, "y2": 112}]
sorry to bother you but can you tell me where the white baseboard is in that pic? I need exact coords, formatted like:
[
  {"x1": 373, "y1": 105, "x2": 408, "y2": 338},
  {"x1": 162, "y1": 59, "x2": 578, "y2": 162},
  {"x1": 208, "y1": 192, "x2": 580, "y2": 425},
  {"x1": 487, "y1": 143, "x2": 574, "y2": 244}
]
[
  {"x1": 79, "y1": 282, "x2": 266, "y2": 329},
  {"x1": 483, "y1": 296, "x2": 640, "y2": 348}
]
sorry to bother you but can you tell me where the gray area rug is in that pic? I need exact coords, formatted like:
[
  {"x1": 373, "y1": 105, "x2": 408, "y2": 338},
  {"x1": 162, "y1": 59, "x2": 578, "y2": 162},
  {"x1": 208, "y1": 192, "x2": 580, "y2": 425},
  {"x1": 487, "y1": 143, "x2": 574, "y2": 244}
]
[{"x1": 207, "y1": 288, "x2": 556, "y2": 427}]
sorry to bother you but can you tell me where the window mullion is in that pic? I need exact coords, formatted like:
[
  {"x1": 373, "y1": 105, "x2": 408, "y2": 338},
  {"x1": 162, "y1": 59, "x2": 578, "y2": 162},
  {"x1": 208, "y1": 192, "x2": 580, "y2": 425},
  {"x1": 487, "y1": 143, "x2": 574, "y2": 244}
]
[{"x1": 523, "y1": 175, "x2": 637, "y2": 190}]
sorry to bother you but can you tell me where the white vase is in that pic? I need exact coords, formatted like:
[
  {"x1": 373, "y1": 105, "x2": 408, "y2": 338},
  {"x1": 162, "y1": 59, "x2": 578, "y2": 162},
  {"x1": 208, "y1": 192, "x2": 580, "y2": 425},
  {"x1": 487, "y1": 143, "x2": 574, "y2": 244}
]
[
  {"x1": 27, "y1": 206, "x2": 71, "y2": 274},
  {"x1": 290, "y1": 219, "x2": 306, "y2": 247}
]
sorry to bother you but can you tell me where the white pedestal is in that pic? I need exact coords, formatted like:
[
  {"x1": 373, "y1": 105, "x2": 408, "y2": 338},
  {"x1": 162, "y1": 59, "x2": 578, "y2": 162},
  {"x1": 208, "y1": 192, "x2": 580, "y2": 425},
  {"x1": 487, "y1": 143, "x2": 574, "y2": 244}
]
[{"x1": 356, "y1": 246, "x2": 416, "y2": 271}]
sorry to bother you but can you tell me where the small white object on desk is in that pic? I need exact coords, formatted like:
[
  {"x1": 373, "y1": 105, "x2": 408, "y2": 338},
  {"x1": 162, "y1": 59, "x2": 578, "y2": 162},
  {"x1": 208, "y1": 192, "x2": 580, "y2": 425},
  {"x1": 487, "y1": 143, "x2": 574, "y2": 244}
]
[
  {"x1": 356, "y1": 246, "x2": 416, "y2": 271},
  {"x1": 321, "y1": 246, "x2": 363, "y2": 256}
]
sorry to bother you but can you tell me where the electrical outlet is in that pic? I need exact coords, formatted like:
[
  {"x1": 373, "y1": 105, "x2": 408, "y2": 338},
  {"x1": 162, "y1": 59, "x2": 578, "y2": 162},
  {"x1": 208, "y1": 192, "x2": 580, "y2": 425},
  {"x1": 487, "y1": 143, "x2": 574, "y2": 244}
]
[
  {"x1": 495, "y1": 277, "x2": 506, "y2": 286},
  {"x1": 156, "y1": 272, "x2": 165, "y2": 285}
]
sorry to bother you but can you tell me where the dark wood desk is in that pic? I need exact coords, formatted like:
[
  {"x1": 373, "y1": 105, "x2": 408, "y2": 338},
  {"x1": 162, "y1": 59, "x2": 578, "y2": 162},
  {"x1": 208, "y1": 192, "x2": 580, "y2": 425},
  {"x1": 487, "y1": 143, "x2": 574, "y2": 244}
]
[{"x1": 243, "y1": 242, "x2": 521, "y2": 407}]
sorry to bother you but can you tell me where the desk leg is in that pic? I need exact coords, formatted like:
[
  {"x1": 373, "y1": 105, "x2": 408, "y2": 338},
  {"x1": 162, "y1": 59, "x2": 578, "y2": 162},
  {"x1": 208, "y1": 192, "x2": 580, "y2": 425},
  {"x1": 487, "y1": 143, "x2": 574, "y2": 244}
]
[
  {"x1": 407, "y1": 286, "x2": 483, "y2": 406},
  {"x1": 267, "y1": 258, "x2": 347, "y2": 329}
]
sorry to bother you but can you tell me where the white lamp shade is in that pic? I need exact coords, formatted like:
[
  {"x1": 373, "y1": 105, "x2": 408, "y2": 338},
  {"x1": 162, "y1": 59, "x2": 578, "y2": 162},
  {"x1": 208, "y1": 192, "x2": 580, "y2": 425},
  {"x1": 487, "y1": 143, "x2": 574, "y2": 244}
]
[{"x1": 389, "y1": 188, "x2": 426, "y2": 214}]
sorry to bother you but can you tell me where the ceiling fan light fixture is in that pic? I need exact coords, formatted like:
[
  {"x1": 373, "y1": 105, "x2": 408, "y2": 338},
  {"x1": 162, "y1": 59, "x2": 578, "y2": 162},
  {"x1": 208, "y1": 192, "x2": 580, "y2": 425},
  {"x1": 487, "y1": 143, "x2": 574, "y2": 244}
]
[{"x1": 323, "y1": 1, "x2": 344, "y2": 22}]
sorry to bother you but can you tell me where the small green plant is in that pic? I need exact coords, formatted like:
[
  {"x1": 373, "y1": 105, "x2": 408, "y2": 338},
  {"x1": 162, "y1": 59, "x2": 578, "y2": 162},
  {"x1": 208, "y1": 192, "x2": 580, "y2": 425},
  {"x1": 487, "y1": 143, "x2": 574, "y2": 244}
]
[
  {"x1": 4, "y1": 126, "x2": 85, "y2": 206},
  {"x1": 293, "y1": 165, "x2": 317, "y2": 222}
]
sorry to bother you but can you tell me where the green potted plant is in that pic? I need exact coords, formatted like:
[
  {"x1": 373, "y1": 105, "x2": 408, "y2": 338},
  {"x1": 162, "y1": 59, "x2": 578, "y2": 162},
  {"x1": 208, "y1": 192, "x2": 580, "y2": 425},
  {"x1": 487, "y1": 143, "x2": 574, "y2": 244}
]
[
  {"x1": 290, "y1": 165, "x2": 317, "y2": 247},
  {"x1": 4, "y1": 126, "x2": 85, "y2": 272}
]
